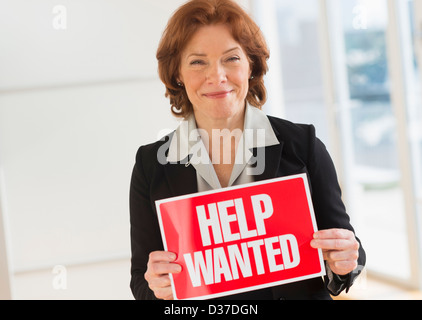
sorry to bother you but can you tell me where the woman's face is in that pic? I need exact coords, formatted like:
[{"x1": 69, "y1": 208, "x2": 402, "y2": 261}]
[{"x1": 179, "y1": 24, "x2": 251, "y2": 126}]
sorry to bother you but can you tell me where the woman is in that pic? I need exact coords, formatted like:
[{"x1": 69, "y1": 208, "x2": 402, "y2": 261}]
[{"x1": 130, "y1": 0, "x2": 365, "y2": 300}]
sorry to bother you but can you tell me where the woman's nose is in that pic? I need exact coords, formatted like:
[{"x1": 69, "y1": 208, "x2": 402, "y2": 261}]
[{"x1": 206, "y1": 62, "x2": 227, "y2": 84}]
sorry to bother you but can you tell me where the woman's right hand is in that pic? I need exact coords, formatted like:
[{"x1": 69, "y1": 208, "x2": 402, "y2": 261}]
[{"x1": 144, "y1": 251, "x2": 182, "y2": 300}]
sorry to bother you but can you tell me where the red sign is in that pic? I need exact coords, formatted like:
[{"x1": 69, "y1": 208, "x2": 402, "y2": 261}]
[{"x1": 156, "y1": 173, "x2": 325, "y2": 300}]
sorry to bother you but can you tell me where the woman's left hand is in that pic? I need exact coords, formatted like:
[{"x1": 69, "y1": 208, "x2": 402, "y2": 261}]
[{"x1": 310, "y1": 228, "x2": 359, "y2": 276}]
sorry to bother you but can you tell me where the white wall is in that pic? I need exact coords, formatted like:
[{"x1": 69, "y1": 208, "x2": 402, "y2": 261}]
[
  {"x1": 0, "y1": 0, "x2": 183, "y2": 90},
  {"x1": 0, "y1": 0, "x2": 185, "y2": 276},
  {"x1": 0, "y1": 0, "x2": 251, "y2": 298},
  {"x1": 0, "y1": 81, "x2": 179, "y2": 271}
]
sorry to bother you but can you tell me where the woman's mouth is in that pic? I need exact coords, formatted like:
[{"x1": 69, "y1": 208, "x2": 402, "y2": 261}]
[{"x1": 203, "y1": 90, "x2": 233, "y2": 99}]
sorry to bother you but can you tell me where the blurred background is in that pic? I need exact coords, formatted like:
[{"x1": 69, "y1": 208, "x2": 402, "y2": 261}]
[{"x1": 0, "y1": 0, "x2": 421, "y2": 300}]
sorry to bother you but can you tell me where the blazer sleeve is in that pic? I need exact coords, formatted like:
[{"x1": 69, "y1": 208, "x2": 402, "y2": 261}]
[
  {"x1": 306, "y1": 125, "x2": 366, "y2": 296},
  {"x1": 129, "y1": 146, "x2": 163, "y2": 300}
]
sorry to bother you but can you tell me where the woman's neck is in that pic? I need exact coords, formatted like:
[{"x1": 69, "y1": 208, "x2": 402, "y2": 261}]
[
  {"x1": 193, "y1": 107, "x2": 246, "y2": 145},
  {"x1": 193, "y1": 107, "x2": 245, "y2": 184}
]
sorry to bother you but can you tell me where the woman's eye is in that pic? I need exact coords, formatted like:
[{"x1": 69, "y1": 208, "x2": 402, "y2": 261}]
[
  {"x1": 227, "y1": 56, "x2": 240, "y2": 62},
  {"x1": 190, "y1": 60, "x2": 205, "y2": 66}
]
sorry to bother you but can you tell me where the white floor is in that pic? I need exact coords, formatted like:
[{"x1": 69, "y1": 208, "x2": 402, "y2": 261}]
[
  {"x1": 9, "y1": 257, "x2": 422, "y2": 300},
  {"x1": 11, "y1": 258, "x2": 134, "y2": 300}
]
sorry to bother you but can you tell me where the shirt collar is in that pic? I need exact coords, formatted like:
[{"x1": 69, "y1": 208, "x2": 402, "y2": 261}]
[
  {"x1": 243, "y1": 103, "x2": 279, "y2": 149},
  {"x1": 166, "y1": 104, "x2": 279, "y2": 163}
]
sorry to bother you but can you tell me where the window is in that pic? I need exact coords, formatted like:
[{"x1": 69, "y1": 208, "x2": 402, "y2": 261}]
[
  {"x1": 253, "y1": 0, "x2": 330, "y2": 147},
  {"x1": 334, "y1": 0, "x2": 411, "y2": 282},
  {"x1": 253, "y1": 0, "x2": 422, "y2": 289}
]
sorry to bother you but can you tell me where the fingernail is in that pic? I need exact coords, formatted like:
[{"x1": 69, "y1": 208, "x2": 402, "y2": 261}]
[{"x1": 169, "y1": 253, "x2": 177, "y2": 260}]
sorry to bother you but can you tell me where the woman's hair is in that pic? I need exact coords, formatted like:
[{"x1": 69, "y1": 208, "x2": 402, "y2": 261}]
[{"x1": 156, "y1": 0, "x2": 270, "y2": 118}]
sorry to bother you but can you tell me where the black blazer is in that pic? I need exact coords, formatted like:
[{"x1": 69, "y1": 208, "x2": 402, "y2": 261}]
[{"x1": 129, "y1": 116, "x2": 366, "y2": 300}]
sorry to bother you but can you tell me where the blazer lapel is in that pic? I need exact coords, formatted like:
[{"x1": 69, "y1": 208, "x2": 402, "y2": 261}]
[
  {"x1": 163, "y1": 162, "x2": 198, "y2": 197},
  {"x1": 252, "y1": 142, "x2": 284, "y2": 182},
  {"x1": 251, "y1": 115, "x2": 284, "y2": 182}
]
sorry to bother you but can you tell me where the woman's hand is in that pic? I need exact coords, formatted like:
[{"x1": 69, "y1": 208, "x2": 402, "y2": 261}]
[
  {"x1": 144, "y1": 251, "x2": 182, "y2": 300},
  {"x1": 311, "y1": 229, "x2": 359, "y2": 276}
]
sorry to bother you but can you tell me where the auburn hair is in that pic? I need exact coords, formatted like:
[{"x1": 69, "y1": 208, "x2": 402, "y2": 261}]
[{"x1": 156, "y1": 0, "x2": 270, "y2": 118}]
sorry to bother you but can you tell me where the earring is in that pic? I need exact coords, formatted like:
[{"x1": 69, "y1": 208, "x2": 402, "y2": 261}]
[
  {"x1": 177, "y1": 82, "x2": 184, "y2": 87},
  {"x1": 250, "y1": 76, "x2": 254, "y2": 80}
]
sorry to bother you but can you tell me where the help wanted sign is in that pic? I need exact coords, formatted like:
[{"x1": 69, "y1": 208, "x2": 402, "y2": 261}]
[{"x1": 156, "y1": 173, "x2": 325, "y2": 300}]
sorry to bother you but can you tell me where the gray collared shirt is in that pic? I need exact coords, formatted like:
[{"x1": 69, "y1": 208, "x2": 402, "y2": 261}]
[{"x1": 166, "y1": 104, "x2": 279, "y2": 191}]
